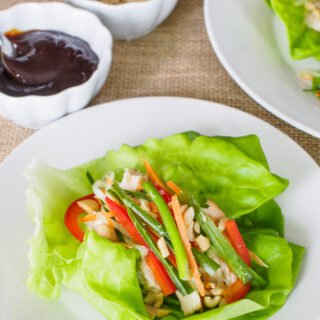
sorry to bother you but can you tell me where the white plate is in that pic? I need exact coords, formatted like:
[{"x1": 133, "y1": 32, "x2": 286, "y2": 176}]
[
  {"x1": 204, "y1": 0, "x2": 320, "y2": 138},
  {"x1": 0, "y1": 97, "x2": 319, "y2": 319}
]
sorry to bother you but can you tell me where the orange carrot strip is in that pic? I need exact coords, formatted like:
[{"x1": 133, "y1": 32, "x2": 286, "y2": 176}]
[
  {"x1": 78, "y1": 213, "x2": 97, "y2": 223},
  {"x1": 166, "y1": 181, "x2": 182, "y2": 195},
  {"x1": 171, "y1": 195, "x2": 205, "y2": 297},
  {"x1": 142, "y1": 158, "x2": 171, "y2": 194},
  {"x1": 96, "y1": 197, "x2": 102, "y2": 206},
  {"x1": 106, "y1": 175, "x2": 114, "y2": 185},
  {"x1": 249, "y1": 250, "x2": 269, "y2": 268},
  {"x1": 103, "y1": 211, "x2": 115, "y2": 227},
  {"x1": 149, "y1": 202, "x2": 159, "y2": 214}
]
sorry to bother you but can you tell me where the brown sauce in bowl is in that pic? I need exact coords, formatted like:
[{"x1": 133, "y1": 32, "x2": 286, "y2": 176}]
[{"x1": 0, "y1": 30, "x2": 99, "y2": 97}]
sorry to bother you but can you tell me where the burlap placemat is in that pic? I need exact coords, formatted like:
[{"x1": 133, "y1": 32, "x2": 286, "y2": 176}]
[{"x1": 0, "y1": 0, "x2": 319, "y2": 164}]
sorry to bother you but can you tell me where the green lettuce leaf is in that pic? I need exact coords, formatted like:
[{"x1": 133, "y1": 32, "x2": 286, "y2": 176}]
[
  {"x1": 26, "y1": 160, "x2": 148, "y2": 319},
  {"x1": 269, "y1": 0, "x2": 320, "y2": 59},
  {"x1": 265, "y1": 0, "x2": 272, "y2": 8},
  {"x1": 25, "y1": 132, "x2": 303, "y2": 320},
  {"x1": 229, "y1": 236, "x2": 305, "y2": 320},
  {"x1": 62, "y1": 231, "x2": 149, "y2": 319},
  {"x1": 236, "y1": 200, "x2": 284, "y2": 237},
  {"x1": 103, "y1": 132, "x2": 288, "y2": 218},
  {"x1": 163, "y1": 233, "x2": 304, "y2": 320}
]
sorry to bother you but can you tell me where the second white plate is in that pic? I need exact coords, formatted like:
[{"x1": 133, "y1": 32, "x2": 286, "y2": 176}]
[{"x1": 204, "y1": 0, "x2": 320, "y2": 138}]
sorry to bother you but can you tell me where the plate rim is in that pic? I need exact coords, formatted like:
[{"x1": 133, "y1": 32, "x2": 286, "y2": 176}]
[
  {"x1": 203, "y1": 0, "x2": 320, "y2": 139},
  {"x1": 1, "y1": 96, "x2": 318, "y2": 170}
]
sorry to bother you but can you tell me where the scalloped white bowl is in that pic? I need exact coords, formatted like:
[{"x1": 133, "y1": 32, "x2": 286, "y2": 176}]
[
  {"x1": 0, "y1": 2, "x2": 113, "y2": 129},
  {"x1": 65, "y1": 0, "x2": 178, "y2": 40}
]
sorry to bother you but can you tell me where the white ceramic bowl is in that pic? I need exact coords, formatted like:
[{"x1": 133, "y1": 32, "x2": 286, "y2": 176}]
[
  {"x1": 65, "y1": 0, "x2": 178, "y2": 40},
  {"x1": 0, "y1": 2, "x2": 113, "y2": 129}
]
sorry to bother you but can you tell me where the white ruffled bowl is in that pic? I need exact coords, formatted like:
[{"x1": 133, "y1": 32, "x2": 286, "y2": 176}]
[
  {"x1": 0, "y1": 2, "x2": 113, "y2": 129},
  {"x1": 65, "y1": 0, "x2": 178, "y2": 40}
]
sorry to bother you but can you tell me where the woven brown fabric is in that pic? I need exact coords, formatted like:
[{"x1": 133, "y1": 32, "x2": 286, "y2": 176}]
[{"x1": 0, "y1": 0, "x2": 319, "y2": 164}]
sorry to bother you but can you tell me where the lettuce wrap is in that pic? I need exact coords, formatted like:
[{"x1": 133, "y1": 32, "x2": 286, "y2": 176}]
[
  {"x1": 25, "y1": 132, "x2": 304, "y2": 320},
  {"x1": 267, "y1": 0, "x2": 320, "y2": 60}
]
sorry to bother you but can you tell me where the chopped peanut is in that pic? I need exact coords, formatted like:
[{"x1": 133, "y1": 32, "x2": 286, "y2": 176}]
[
  {"x1": 183, "y1": 207, "x2": 195, "y2": 226},
  {"x1": 96, "y1": 224, "x2": 118, "y2": 241},
  {"x1": 218, "y1": 218, "x2": 229, "y2": 232},
  {"x1": 194, "y1": 221, "x2": 201, "y2": 234},
  {"x1": 305, "y1": 1, "x2": 316, "y2": 11},
  {"x1": 195, "y1": 235, "x2": 210, "y2": 252},
  {"x1": 157, "y1": 237, "x2": 170, "y2": 258},
  {"x1": 204, "y1": 296, "x2": 221, "y2": 308},
  {"x1": 300, "y1": 72, "x2": 314, "y2": 81},
  {"x1": 210, "y1": 286, "x2": 224, "y2": 296},
  {"x1": 77, "y1": 199, "x2": 99, "y2": 214}
]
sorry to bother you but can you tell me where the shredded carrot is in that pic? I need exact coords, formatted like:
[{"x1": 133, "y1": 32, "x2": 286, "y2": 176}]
[
  {"x1": 142, "y1": 158, "x2": 171, "y2": 194},
  {"x1": 148, "y1": 227, "x2": 160, "y2": 241},
  {"x1": 149, "y1": 202, "x2": 159, "y2": 214},
  {"x1": 166, "y1": 181, "x2": 182, "y2": 195},
  {"x1": 96, "y1": 197, "x2": 102, "y2": 206},
  {"x1": 103, "y1": 211, "x2": 115, "y2": 227},
  {"x1": 171, "y1": 195, "x2": 205, "y2": 297},
  {"x1": 106, "y1": 175, "x2": 114, "y2": 185},
  {"x1": 209, "y1": 216, "x2": 216, "y2": 224},
  {"x1": 78, "y1": 213, "x2": 97, "y2": 223},
  {"x1": 204, "y1": 280, "x2": 211, "y2": 289},
  {"x1": 249, "y1": 250, "x2": 269, "y2": 268}
]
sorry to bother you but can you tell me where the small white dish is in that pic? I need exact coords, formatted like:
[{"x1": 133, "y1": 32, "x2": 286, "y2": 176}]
[
  {"x1": 0, "y1": 97, "x2": 319, "y2": 319},
  {"x1": 0, "y1": 2, "x2": 113, "y2": 129},
  {"x1": 204, "y1": 0, "x2": 320, "y2": 138},
  {"x1": 65, "y1": 0, "x2": 178, "y2": 40}
]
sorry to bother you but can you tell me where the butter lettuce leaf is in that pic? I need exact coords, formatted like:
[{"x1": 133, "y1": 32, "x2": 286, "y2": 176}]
[
  {"x1": 236, "y1": 200, "x2": 284, "y2": 237},
  {"x1": 62, "y1": 231, "x2": 149, "y2": 320},
  {"x1": 103, "y1": 132, "x2": 288, "y2": 218},
  {"x1": 25, "y1": 132, "x2": 303, "y2": 320},
  {"x1": 25, "y1": 161, "x2": 148, "y2": 319},
  {"x1": 269, "y1": 0, "x2": 320, "y2": 59}
]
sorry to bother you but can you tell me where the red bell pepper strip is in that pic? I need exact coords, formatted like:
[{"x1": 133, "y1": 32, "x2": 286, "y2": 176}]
[
  {"x1": 225, "y1": 220, "x2": 251, "y2": 267},
  {"x1": 105, "y1": 197, "x2": 176, "y2": 296},
  {"x1": 153, "y1": 182, "x2": 172, "y2": 204},
  {"x1": 106, "y1": 197, "x2": 145, "y2": 245},
  {"x1": 145, "y1": 252, "x2": 176, "y2": 296},
  {"x1": 222, "y1": 278, "x2": 251, "y2": 304},
  {"x1": 64, "y1": 194, "x2": 98, "y2": 242},
  {"x1": 222, "y1": 219, "x2": 251, "y2": 303}
]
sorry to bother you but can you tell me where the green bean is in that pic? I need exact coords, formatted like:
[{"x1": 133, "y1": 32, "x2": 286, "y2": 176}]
[
  {"x1": 164, "y1": 296, "x2": 181, "y2": 308},
  {"x1": 123, "y1": 198, "x2": 169, "y2": 239},
  {"x1": 143, "y1": 182, "x2": 190, "y2": 281},
  {"x1": 124, "y1": 190, "x2": 151, "y2": 201},
  {"x1": 191, "y1": 248, "x2": 220, "y2": 276},
  {"x1": 86, "y1": 171, "x2": 95, "y2": 185},
  {"x1": 112, "y1": 183, "x2": 217, "y2": 281},
  {"x1": 126, "y1": 208, "x2": 192, "y2": 296},
  {"x1": 192, "y1": 197, "x2": 266, "y2": 287}
]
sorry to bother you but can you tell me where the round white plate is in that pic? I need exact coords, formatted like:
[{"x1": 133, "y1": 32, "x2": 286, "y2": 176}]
[
  {"x1": 0, "y1": 97, "x2": 319, "y2": 319},
  {"x1": 204, "y1": 0, "x2": 320, "y2": 138}
]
